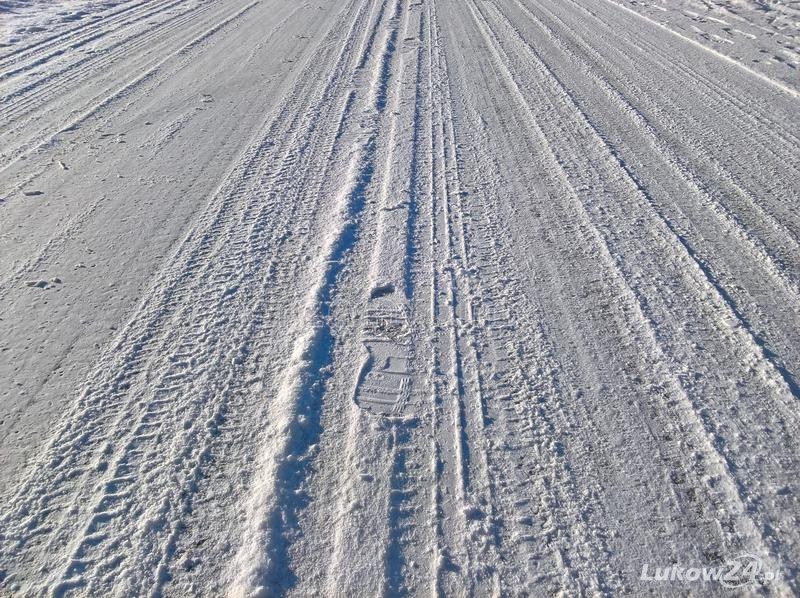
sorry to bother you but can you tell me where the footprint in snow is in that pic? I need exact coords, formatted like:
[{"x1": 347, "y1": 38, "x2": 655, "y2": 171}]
[{"x1": 352, "y1": 284, "x2": 414, "y2": 417}]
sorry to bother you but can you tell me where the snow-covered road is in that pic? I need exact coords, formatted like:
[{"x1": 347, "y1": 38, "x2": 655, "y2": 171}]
[{"x1": 1, "y1": 0, "x2": 798, "y2": 594}]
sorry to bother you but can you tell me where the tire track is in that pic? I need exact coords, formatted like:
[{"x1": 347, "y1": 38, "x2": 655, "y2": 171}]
[
  {"x1": 2, "y1": 0, "x2": 798, "y2": 593},
  {"x1": 0, "y1": 0, "x2": 259, "y2": 178},
  {"x1": 598, "y1": 0, "x2": 800, "y2": 99},
  {"x1": 0, "y1": 0, "x2": 193, "y2": 84},
  {"x1": 0, "y1": 0, "x2": 378, "y2": 592},
  {"x1": 508, "y1": 0, "x2": 800, "y2": 291},
  {"x1": 532, "y1": 0, "x2": 800, "y2": 237},
  {"x1": 0, "y1": 0, "x2": 184, "y2": 71},
  {"x1": 491, "y1": 0, "x2": 800, "y2": 394},
  {"x1": 317, "y1": 2, "x2": 431, "y2": 595},
  {"x1": 0, "y1": 0, "x2": 219, "y2": 126},
  {"x1": 462, "y1": 0, "x2": 792, "y2": 592},
  {"x1": 222, "y1": 0, "x2": 431, "y2": 592}
]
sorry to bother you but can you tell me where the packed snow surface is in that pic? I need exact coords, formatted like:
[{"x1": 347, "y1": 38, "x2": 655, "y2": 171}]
[{"x1": 0, "y1": 0, "x2": 799, "y2": 595}]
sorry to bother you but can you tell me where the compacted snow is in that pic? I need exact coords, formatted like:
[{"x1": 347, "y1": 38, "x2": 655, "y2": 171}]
[{"x1": 0, "y1": 0, "x2": 799, "y2": 595}]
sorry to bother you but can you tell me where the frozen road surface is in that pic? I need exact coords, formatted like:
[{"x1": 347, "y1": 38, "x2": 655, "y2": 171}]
[{"x1": 1, "y1": 0, "x2": 799, "y2": 594}]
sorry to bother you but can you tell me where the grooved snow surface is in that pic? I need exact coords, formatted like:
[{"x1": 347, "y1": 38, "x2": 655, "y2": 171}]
[{"x1": 0, "y1": 0, "x2": 799, "y2": 595}]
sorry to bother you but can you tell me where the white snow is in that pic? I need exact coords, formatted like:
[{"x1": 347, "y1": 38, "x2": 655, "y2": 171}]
[{"x1": 1, "y1": 0, "x2": 799, "y2": 595}]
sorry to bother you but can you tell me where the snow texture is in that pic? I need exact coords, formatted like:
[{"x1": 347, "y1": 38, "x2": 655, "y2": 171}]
[{"x1": 0, "y1": 0, "x2": 798, "y2": 595}]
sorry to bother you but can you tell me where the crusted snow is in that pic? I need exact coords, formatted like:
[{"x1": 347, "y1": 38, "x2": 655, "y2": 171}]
[{"x1": 0, "y1": 0, "x2": 798, "y2": 595}]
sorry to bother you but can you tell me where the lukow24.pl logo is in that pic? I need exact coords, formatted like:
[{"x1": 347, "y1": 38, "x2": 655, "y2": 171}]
[{"x1": 640, "y1": 554, "x2": 780, "y2": 588}]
